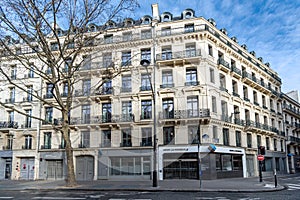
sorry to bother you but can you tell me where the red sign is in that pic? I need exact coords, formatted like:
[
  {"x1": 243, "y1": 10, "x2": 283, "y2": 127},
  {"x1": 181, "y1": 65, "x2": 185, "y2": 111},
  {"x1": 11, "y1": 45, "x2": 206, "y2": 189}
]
[{"x1": 257, "y1": 155, "x2": 264, "y2": 161}]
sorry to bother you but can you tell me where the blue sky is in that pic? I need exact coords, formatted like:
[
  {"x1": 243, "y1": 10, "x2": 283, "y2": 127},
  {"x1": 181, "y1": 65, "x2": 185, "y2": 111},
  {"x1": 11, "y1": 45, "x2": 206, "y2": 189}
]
[{"x1": 132, "y1": 0, "x2": 300, "y2": 94}]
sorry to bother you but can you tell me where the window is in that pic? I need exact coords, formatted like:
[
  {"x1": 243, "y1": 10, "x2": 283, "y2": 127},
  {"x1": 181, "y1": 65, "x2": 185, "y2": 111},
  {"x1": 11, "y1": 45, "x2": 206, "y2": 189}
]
[
  {"x1": 219, "y1": 74, "x2": 226, "y2": 91},
  {"x1": 223, "y1": 128, "x2": 229, "y2": 146},
  {"x1": 280, "y1": 140, "x2": 284, "y2": 152},
  {"x1": 141, "y1": 48, "x2": 151, "y2": 62},
  {"x1": 221, "y1": 100, "x2": 228, "y2": 119},
  {"x1": 141, "y1": 74, "x2": 151, "y2": 91},
  {"x1": 161, "y1": 70, "x2": 173, "y2": 88},
  {"x1": 141, "y1": 100, "x2": 152, "y2": 120},
  {"x1": 121, "y1": 51, "x2": 131, "y2": 66},
  {"x1": 247, "y1": 133, "x2": 252, "y2": 148},
  {"x1": 104, "y1": 34, "x2": 113, "y2": 44},
  {"x1": 161, "y1": 47, "x2": 172, "y2": 60},
  {"x1": 162, "y1": 98, "x2": 174, "y2": 119},
  {"x1": 208, "y1": 45, "x2": 213, "y2": 56},
  {"x1": 141, "y1": 29, "x2": 152, "y2": 39},
  {"x1": 257, "y1": 135, "x2": 261, "y2": 148},
  {"x1": 216, "y1": 154, "x2": 243, "y2": 171},
  {"x1": 9, "y1": 87, "x2": 15, "y2": 103},
  {"x1": 186, "y1": 44, "x2": 196, "y2": 57},
  {"x1": 24, "y1": 135, "x2": 32, "y2": 149},
  {"x1": 210, "y1": 68, "x2": 215, "y2": 83},
  {"x1": 236, "y1": 131, "x2": 241, "y2": 147},
  {"x1": 274, "y1": 139, "x2": 277, "y2": 151},
  {"x1": 163, "y1": 126, "x2": 175, "y2": 145},
  {"x1": 80, "y1": 131, "x2": 90, "y2": 148},
  {"x1": 102, "y1": 103, "x2": 112, "y2": 123},
  {"x1": 121, "y1": 75, "x2": 132, "y2": 92},
  {"x1": 212, "y1": 96, "x2": 217, "y2": 113},
  {"x1": 82, "y1": 79, "x2": 91, "y2": 96},
  {"x1": 122, "y1": 129, "x2": 132, "y2": 147},
  {"x1": 65, "y1": 58, "x2": 72, "y2": 72},
  {"x1": 185, "y1": 68, "x2": 197, "y2": 86},
  {"x1": 46, "y1": 83, "x2": 53, "y2": 98},
  {"x1": 103, "y1": 53, "x2": 112, "y2": 68},
  {"x1": 122, "y1": 101, "x2": 133, "y2": 121},
  {"x1": 102, "y1": 130, "x2": 111, "y2": 147},
  {"x1": 188, "y1": 126, "x2": 199, "y2": 144},
  {"x1": 44, "y1": 132, "x2": 52, "y2": 149},
  {"x1": 187, "y1": 96, "x2": 198, "y2": 117},
  {"x1": 28, "y1": 65, "x2": 34, "y2": 78},
  {"x1": 253, "y1": 91, "x2": 258, "y2": 105},
  {"x1": 266, "y1": 137, "x2": 270, "y2": 150},
  {"x1": 45, "y1": 107, "x2": 53, "y2": 124},
  {"x1": 243, "y1": 86, "x2": 249, "y2": 101},
  {"x1": 60, "y1": 133, "x2": 66, "y2": 149},
  {"x1": 82, "y1": 105, "x2": 91, "y2": 124},
  {"x1": 7, "y1": 135, "x2": 13, "y2": 150},
  {"x1": 11, "y1": 66, "x2": 17, "y2": 79},
  {"x1": 184, "y1": 24, "x2": 194, "y2": 33},
  {"x1": 213, "y1": 126, "x2": 218, "y2": 141},
  {"x1": 50, "y1": 42, "x2": 58, "y2": 51},
  {"x1": 232, "y1": 80, "x2": 239, "y2": 97},
  {"x1": 25, "y1": 109, "x2": 32, "y2": 128},
  {"x1": 101, "y1": 79, "x2": 112, "y2": 94},
  {"x1": 141, "y1": 127, "x2": 152, "y2": 146},
  {"x1": 110, "y1": 156, "x2": 149, "y2": 176},
  {"x1": 26, "y1": 86, "x2": 33, "y2": 102},
  {"x1": 123, "y1": 32, "x2": 132, "y2": 41},
  {"x1": 161, "y1": 27, "x2": 171, "y2": 36}
]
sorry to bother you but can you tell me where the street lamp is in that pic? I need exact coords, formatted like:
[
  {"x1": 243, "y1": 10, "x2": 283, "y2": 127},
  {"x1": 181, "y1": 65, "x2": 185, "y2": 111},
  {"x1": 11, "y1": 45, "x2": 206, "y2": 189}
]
[{"x1": 140, "y1": 59, "x2": 158, "y2": 187}]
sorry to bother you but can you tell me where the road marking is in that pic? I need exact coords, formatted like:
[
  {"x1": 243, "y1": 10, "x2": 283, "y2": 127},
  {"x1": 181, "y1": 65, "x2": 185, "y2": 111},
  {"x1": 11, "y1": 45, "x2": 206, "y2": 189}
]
[
  {"x1": 32, "y1": 197, "x2": 86, "y2": 200},
  {"x1": 0, "y1": 198, "x2": 14, "y2": 199},
  {"x1": 195, "y1": 198, "x2": 214, "y2": 199},
  {"x1": 287, "y1": 185, "x2": 300, "y2": 190}
]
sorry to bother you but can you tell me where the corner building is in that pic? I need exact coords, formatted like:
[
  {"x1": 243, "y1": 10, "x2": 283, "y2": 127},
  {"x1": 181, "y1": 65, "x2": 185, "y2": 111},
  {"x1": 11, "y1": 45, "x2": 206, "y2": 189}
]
[{"x1": 0, "y1": 4, "x2": 287, "y2": 181}]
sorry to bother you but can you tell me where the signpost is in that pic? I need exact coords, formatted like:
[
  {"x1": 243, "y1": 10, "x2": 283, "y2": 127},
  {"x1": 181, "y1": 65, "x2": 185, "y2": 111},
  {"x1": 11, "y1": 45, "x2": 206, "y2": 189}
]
[
  {"x1": 257, "y1": 154, "x2": 264, "y2": 182},
  {"x1": 257, "y1": 155, "x2": 264, "y2": 161}
]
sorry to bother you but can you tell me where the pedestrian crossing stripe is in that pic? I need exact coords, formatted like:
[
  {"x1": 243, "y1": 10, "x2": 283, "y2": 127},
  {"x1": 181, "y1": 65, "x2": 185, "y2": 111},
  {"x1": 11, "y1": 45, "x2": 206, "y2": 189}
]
[{"x1": 287, "y1": 185, "x2": 300, "y2": 190}]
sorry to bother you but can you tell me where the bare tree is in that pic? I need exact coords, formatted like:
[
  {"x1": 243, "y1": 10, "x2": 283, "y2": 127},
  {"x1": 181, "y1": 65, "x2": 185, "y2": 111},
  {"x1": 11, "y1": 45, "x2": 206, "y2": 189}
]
[{"x1": 0, "y1": 0, "x2": 139, "y2": 187}]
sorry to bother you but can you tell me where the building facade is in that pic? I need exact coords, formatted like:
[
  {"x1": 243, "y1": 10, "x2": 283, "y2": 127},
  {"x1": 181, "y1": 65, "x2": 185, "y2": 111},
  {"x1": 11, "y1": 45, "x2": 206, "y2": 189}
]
[{"x1": 0, "y1": 4, "x2": 289, "y2": 181}]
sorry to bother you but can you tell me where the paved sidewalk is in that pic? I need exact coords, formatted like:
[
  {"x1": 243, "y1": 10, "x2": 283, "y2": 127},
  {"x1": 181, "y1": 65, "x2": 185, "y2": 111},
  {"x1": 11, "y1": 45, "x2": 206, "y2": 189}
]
[{"x1": 0, "y1": 177, "x2": 285, "y2": 192}]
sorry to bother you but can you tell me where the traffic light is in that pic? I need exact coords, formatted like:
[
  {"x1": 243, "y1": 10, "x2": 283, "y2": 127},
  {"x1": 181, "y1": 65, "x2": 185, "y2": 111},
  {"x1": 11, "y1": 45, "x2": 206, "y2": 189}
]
[{"x1": 259, "y1": 146, "x2": 266, "y2": 155}]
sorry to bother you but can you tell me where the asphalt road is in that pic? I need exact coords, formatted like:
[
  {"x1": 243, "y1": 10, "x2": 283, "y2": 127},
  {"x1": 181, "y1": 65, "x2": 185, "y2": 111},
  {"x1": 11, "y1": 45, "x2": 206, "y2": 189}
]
[{"x1": 0, "y1": 175, "x2": 299, "y2": 200}]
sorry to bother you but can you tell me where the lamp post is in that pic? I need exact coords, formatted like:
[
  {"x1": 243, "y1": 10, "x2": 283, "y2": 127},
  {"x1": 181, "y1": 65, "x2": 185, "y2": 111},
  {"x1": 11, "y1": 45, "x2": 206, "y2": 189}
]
[{"x1": 140, "y1": 59, "x2": 158, "y2": 187}]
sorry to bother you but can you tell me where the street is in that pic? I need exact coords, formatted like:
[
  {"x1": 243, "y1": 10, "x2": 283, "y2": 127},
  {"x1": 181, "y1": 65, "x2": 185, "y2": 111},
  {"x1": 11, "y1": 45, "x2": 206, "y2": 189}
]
[{"x1": 0, "y1": 175, "x2": 299, "y2": 200}]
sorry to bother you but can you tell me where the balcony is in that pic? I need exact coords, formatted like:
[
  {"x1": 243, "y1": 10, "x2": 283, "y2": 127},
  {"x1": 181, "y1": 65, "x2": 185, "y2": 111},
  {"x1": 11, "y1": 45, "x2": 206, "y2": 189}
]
[
  {"x1": 120, "y1": 114, "x2": 135, "y2": 122},
  {"x1": 140, "y1": 85, "x2": 152, "y2": 91},
  {"x1": 242, "y1": 72, "x2": 270, "y2": 94},
  {"x1": 282, "y1": 104, "x2": 300, "y2": 116},
  {"x1": 5, "y1": 98, "x2": 15, "y2": 104},
  {"x1": 159, "y1": 109, "x2": 210, "y2": 120},
  {"x1": 2, "y1": 146, "x2": 12, "y2": 150},
  {"x1": 100, "y1": 142, "x2": 111, "y2": 148},
  {"x1": 160, "y1": 83, "x2": 174, "y2": 88},
  {"x1": 140, "y1": 141, "x2": 152, "y2": 147},
  {"x1": 217, "y1": 58, "x2": 230, "y2": 72},
  {"x1": 120, "y1": 142, "x2": 132, "y2": 147},
  {"x1": 23, "y1": 96, "x2": 33, "y2": 102},
  {"x1": 0, "y1": 121, "x2": 18, "y2": 129},
  {"x1": 185, "y1": 81, "x2": 199, "y2": 86},
  {"x1": 120, "y1": 87, "x2": 132, "y2": 93},
  {"x1": 22, "y1": 145, "x2": 32, "y2": 150},
  {"x1": 41, "y1": 145, "x2": 51, "y2": 149},
  {"x1": 156, "y1": 49, "x2": 201, "y2": 62},
  {"x1": 254, "y1": 101, "x2": 260, "y2": 106},
  {"x1": 140, "y1": 112, "x2": 152, "y2": 120},
  {"x1": 96, "y1": 87, "x2": 113, "y2": 95},
  {"x1": 244, "y1": 97, "x2": 250, "y2": 102},
  {"x1": 44, "y1": 93, "x2": 53, "y2": 99},
  {"x1": 220, "y1": 86, "x2": 228, "y2": 93},
  {"x1": 232, "y1": 91, "x2": 240, "y2": 98},
  {"x1": 289, "y1": 136, "x2": 300, "y2": 144},
  {"x1": 74, "y1": 89, "x2": 90, "y2": 97},
  {"x1": 78, "y1": 143, "x2": 90, "y2": 148},
  {"x1": 231, "y1": 65, "x2": 242, "y2": 77}
]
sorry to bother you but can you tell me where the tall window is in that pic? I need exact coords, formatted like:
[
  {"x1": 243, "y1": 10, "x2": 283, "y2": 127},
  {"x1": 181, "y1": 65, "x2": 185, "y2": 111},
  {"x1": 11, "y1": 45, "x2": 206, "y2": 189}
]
[
  {"x1": 62, "y1": 82, "x2": 68, "y2": 97},
  {"x1": 123, "y1": 31, "x2": 132, "y2": 42},
  {"x1": 243, "y1": 86, "x2": 249, "y2": 101},
  {"x1": 11, "y1": 66, "x2": 17, "y2": 79},
  {"x1": 28, "y1": 65, "x2": 34, "y2": 78},
  {"x1": 212, "y1": 96, "x2": 217, "y2": 113},
  {"x1": 188, "y1": 126, "x2": 199, "y2": 144},
  {"x1": 161, "y1": 47, "x2": 172, "y2": 60},
  {"x1": 210, "y1": 68, "x2": 215, "y2": 83},
  {"x1": 65, "y1": 58, "x2": 72, "y2": 72},
  {"x1": 184, "y1": 24, "x2": 194, "y2": 33},
  {"x1": 104, "y1": 34, "x2": 113, "y2": 44},
  {"x1": 236, "y1": 131, "x2": 241, "y2": 147},
  {"x1": 122, "y1": 101, "x2": 133, "y2": 121},
  {"x1": 163, "y1": 126, "x2": 175, "y2": 145},
  {"x1": 121, "y1": 75, "x2": 132, "y2": 92},
  {"x1": 232, "y1": 80, "x2": 239, "y2": 96},
  {"x1": 25, "y1": 109, "x2": 32, "y2": 128},
  {"x1": 102, "y1": 79, "x2": 112, "y2": 94},
  {"x1": 24, "y1": 135, "x2": 32, "y2": 149},
  {"x1": 162, "y1": 98, "x2": 174, "y2": 119},
  {"x1": 7, "y1": 135, "x2": 13, "y2": 149},
  {"x1": 27, "y1": 86, "x2": 33, "y2": 102},
  {"x1": 102, "y1": 130, "x2": 111, "y2": 147},
  {"x1": 82, "y1": 105, "x2": 91, "y2": 124},
  {"x1": 141, "y1": 74, "x2": 151, "y2": 91},
  {"x1": 247, "y1": 133, "x2": 252, "y2": 148},
  {"x1": 122, "y1": 129, "x2": 132, "y2": 147},
  {"x1": 253, "y1": 91, "x2": 258, "y2": 105},
  {"x1": 102, "y1": 103, "x2": 112, "y2": 123},
  {"x1": 257, "y1": 135, "x2": 261, "y2": 148},
  {"x1": 280, "y1": 140, "x2": 284, "y2": 152},
  {"x1": 82, "y1": 79, "x2": 91, "y2": 96},
  {"x1": 141, "y1": 127, "x2": 152, "y2": 146},
  {"x1": 185, "y1": 68, "x2": 197, "y2": 86},
  {"x1": 266, "y1": 137, "x2": 270, "y2": 150},
  {"x1": 121, "y1": 51, "x2": 131, "y2": 66},
  {"x1": 80, "y1": 131, "x2": 90, "y2": 148},
  {"x1": 44, "y1": 132, "x2": 52, "y2": 149},
  {"x1": 9, "y1": 87, "x2": 15, "y2": 103},
  {"x1": 103, "y1": 53, "x2": 112, "y2": 68},
  {"x1": 141, "y1": 100, "x2": 152, "y2": 120},
  {"x1": 208, "y1": 44, "x2": 213, "y2": 56},
  {"x1": 262, "y1": 95, "x2": 266, "y2": 108},
  {"x1": 223, "y1": 128, "x2": 229, "y2": 146},
  {"x1": 187, "y1": 96, "x2": 198, "y2": 117},
  {"x1": 46, "y1": 83, "x2": 53, "y2": 98},
  {"x1": 141, "y1": 48, "x2": 151, "y2": 62},
  {"x1": 219, "y1": 73, "x2": 226, "y2": 91},
  {"x1": 45, "y1": 107, "x2": 53, "y2": 123},
  {"x1": 274, "y1": 139, "x2": 277, "y2": 151},
  {"x1": 213, "y1": 126, "x2": 218, "y2": 141},
  {"x1": 161, "y1": 70, "x2": 173, "y2": 88},
  {"x1": 221, "y1": 100, "x2": 228, "y2": 119},
  {"x1": 185, "y1": 44, "x2": 196, "y2": 57}
]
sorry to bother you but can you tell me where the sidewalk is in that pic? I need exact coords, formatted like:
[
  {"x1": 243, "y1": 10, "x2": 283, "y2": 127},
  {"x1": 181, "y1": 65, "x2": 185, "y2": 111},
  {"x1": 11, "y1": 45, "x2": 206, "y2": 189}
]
[{"x1": 0, "y1": 177, "x2": 285, "y2": 192}]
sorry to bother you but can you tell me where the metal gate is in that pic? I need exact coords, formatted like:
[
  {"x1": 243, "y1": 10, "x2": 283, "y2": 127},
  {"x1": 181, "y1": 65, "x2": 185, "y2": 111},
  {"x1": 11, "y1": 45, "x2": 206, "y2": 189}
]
[
  {"x1": 20, "y1": 158, "x2": 35, "y2": 180},
  {"x1": 76, "y1": 156, "x2": 94, "y2": 181},
  {"x1": 47, "y1": 160, "x2": 63, "y2": 180}
]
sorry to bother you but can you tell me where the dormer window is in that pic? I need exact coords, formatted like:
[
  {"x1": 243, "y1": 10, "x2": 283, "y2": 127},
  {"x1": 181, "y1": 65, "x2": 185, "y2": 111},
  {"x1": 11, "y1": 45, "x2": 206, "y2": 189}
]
[
  {"x1": 161, "y1": 12, "x2": 172, "y2": 22},
  {"x1": 105, "y1": 21, "x2": 116, "y2": 29},
  {"x1": 141, "y1": 15, "x2": 152, "y2": 25},
  {"x1": 124, "y1": 18, "x2": 134, "y2": 27},
  {"x1": 182, "y1": 9, "x2": 195, "y2": 19},
  {"x1": 88, "y1": 25, "x2": 97, "y2": 32}
]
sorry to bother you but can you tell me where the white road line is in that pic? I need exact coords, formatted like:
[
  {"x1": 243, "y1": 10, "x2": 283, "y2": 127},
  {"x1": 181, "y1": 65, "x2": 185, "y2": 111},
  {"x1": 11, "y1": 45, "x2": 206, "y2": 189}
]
[
  {"x1": 0, "y1": 198, "x2": 14, "y2": 199},
  {"x1": 287, "y1": 183, "x2": 300, "y2": 186},
  {"x1": 32, "y1": 198, "x2": 86, "y2": 200},
  {"x1": 287, "y1": 185, "x2": 300, "y2": 190},
  {"x1": 195, "y1": 197, "x2": 214, "y2": 200}
]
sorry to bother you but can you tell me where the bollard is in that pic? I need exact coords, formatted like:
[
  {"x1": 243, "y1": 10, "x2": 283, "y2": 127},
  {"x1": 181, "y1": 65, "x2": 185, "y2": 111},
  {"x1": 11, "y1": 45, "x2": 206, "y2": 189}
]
[{"x1": 274, "y1": 169, "x2": 277, "y2": 188}]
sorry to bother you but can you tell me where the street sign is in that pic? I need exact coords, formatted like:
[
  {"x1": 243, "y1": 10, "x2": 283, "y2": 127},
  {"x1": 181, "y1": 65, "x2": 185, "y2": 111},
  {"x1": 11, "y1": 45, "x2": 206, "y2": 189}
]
[{"x1": 257, "y1": 154, "x2": 264, "y2": 161}]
